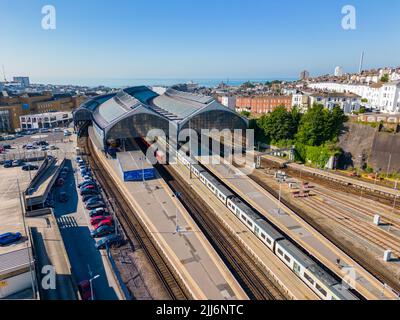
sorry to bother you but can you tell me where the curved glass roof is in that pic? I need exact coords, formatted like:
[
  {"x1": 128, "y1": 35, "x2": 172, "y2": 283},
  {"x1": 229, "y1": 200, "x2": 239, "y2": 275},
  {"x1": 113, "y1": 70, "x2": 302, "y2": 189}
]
[{"x1": 77, "y1": 86, "x2": 245, "y2": 131}]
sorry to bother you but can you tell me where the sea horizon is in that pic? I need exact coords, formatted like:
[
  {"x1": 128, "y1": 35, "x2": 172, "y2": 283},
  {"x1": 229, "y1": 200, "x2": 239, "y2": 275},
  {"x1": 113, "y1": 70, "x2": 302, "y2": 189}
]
[{"x1": 29, "y1": 77, "x2": 298, "y2": 88}]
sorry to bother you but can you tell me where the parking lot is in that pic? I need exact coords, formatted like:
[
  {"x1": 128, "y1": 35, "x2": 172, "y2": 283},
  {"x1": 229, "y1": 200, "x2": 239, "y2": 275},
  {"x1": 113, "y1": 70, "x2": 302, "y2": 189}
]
[
  {"x1": 0, "y1": 129, "x2": 122, "y2": 300},
  {"x1": 51, "y1": 157, "x2": 122, "y2": 300}
]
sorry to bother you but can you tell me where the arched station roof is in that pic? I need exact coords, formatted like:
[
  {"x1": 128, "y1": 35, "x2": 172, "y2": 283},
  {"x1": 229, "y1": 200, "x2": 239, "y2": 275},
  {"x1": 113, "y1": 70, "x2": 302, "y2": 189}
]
[{"x1": 73, "y1": 86, "x2": 248, "y2": 143}]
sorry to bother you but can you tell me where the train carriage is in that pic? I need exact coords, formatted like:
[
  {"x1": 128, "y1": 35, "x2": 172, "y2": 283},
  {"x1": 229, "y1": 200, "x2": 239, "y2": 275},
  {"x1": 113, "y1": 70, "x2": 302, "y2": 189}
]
[
  {"x1": 274, "y1": 239, "x2": 357, "y2": 300},
  {"x1": 174, "y1": 149, "x2": 358, "y2": 300},
  {"x1": 226, "y1": 197, "x2": 259, "y2": 233},
  {"x1": 253, "y1": 218, "x2": 285, "y2": 250},
  {"x1": 191, "y1": 164, "x2": 204, "y2": 177}
]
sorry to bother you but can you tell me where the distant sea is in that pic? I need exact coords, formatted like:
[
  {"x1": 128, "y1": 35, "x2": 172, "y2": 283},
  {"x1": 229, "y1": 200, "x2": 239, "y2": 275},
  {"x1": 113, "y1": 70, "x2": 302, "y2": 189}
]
[{"x1": 31, "y1": 77, "x2": 297, "y2": 88}]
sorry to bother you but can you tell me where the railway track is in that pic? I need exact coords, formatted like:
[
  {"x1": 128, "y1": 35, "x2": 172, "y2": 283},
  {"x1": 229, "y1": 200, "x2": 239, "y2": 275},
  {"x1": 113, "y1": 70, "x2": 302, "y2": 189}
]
[
  {"x1": 245, "y1": 166, "x2": 400, "y2": 293},
  {"x1": 261, "y1": 158, "x2": 400, "y2": 211},
  {"x1": 302, "y1": 197, "x2": 400, "y2": 257},
  {"x1": 155, "y1": 161, "x2": 288, "y2": 300},
  {"x1": 84, "y1": 136, "x2": 192, "y2": 300},
  {"x1": 311, "y1": 189, "x2": 400, "y2": 230}
]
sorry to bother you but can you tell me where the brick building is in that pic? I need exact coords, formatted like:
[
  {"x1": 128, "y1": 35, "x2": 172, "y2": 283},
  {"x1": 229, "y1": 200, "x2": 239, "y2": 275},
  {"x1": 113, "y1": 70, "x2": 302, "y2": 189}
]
[{"x1": 236, "y1": 95, "x2": 292, "y2": 114}]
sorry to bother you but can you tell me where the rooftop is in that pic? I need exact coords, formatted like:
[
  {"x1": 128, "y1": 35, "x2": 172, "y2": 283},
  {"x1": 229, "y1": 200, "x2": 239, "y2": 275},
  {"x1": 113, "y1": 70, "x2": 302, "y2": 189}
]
[{"x1": 78, "y1": 86, "x2": 235, "y2": 130}]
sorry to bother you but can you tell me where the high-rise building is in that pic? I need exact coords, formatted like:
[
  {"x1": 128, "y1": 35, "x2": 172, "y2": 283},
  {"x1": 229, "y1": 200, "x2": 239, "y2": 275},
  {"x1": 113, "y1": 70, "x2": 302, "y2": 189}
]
[
  {"x1": 334, "y1": 66, "x2": 343, "y2": 77},
  {"x1": 13, "y1": 76, "x2": 30, "y2": 88},
  {"x1": 299, "y1": 70, "x2": 310, "y2": 81}
]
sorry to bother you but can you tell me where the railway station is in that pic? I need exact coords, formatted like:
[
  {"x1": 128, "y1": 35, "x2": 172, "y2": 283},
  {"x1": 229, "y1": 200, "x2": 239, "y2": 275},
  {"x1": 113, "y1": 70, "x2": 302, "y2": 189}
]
[
  {"x1": 74, "y1": 86, "x2": 248, "y2": 152},
  {"x1": 72, "y1": 86, "x2": 400, "y2": 301}
]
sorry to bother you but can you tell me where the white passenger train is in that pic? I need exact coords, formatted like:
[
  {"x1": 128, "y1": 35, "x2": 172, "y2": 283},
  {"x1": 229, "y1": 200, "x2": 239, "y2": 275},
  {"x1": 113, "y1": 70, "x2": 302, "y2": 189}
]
[{"x1": 175, "y1": 149, "x2": 359, "y2": 300}]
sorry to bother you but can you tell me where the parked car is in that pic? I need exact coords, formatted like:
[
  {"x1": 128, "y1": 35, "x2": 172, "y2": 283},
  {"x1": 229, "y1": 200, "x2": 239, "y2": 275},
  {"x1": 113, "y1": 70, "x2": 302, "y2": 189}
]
[
  {"x1": 93, "y1": 217, "x2": 113, "y2": 229},
  {"x1": 49, "y1": 145, "x2": 59, "y2": 150},
  {"x1": 95, "y1": 234, "x2": 123, "y2": 250},
  {"x1": 78, "y1": 180, "x2": 95, "y2": 188},
  {"x1": 77, "y1": 280, "x2": 93, "y2": 300},
  {"x1": 80, "y1": 189, "x2": 99, "y2": 196},
  {"x1": 82, "y1": 194, "x2": 102, "y2": 203},
  {"x1": 90, "y1": 225, "x2": 115, "y2": 238},
  {"x1": 0, "y1": 232, "x2": 22, "y2": 246},
  {"x1": 76, "y1": 156, "x2": 83, "y2": 163},
  {"x1": 61, "y1": 166, "x2": 69, "y2": 173},
  {"x1": 12, "y1": 159, "x2": 24, "y2": 167},
  {"x1": 3, "y1": 160, "x2": 13, "y2": 168},
  {"x1": 2, "y1": 144, "x2": 12, "y2": 149},
  {"x1": 90, "y1": 215, "x2": 111, "y2": 226},
  {"x1": 80, "y1": 185, "x2": 97, "y2": 193},
  {"x1": 86, "y1": 201, "x2": 105, "y2": 210},
  {"x1": 85, "y1": 197, "x2": 104, "y2": 205},
  {"x1": 22, "y1": 164, "x2": 39, "y2": 171},
  {"x1": 88, "y1": 208, "x2": 108, "y2": 218},
  {"x1": 80, "y1": 168, "x2": 91, "y2": 175}
]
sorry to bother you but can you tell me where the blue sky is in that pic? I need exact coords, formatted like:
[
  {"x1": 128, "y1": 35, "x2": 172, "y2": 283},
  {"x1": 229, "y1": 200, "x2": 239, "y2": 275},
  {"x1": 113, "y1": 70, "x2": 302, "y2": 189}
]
[{"x1": 0, "y1": 0, "x2": 399, "y2": 85}]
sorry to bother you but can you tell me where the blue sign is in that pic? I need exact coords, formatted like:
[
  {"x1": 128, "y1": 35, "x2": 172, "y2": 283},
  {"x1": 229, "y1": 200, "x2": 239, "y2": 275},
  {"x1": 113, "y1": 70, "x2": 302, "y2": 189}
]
[{"x1": 22, "y1": 103, "x2": 29, "y2": 110}]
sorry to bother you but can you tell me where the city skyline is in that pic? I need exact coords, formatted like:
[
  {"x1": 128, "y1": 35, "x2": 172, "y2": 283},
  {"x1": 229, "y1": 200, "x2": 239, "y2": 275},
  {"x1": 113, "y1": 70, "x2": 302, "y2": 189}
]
[{"x1": 0, "y1": 0, "x2": 399, "y2": 85}]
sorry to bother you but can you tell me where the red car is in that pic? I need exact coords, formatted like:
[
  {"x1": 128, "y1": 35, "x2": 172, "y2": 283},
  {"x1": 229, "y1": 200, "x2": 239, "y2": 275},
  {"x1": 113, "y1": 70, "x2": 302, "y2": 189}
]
[
  {"x1": 81, "y1": 184, "x2": 96, "y2": 190},
  {"x1": 91, "y1": 216, "x2": 113, "y2": 229},
  {"x1": 78, "y1": 280, "x2": 93, "y2": 300}
]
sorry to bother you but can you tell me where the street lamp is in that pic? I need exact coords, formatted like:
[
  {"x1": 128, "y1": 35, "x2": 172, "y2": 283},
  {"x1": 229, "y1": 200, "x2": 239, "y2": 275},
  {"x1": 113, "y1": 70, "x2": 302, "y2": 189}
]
[
  {"x1": 89, "y1": 274, "x2": 100, "y2": 300},
  {"x1": 277, "y1": 178, "x2": 283, "y2": 214}
]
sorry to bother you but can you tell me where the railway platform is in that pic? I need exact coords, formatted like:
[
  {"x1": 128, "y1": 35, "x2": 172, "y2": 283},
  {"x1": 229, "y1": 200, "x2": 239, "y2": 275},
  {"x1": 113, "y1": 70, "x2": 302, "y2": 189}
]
[
  {"x1": 169, "y1": 161, "x2": 319, "y2": 300},
  {"x1": 89, "y1": 135, "x2": 248, "y2": 300},
  {"x1": 199, "y1": 155, "x2": 399, "y2": 300}
]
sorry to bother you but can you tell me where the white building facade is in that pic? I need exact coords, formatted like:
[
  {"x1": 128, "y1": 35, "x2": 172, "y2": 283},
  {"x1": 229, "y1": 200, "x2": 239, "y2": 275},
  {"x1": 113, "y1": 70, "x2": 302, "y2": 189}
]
[
  {"x1": 308, "y1": 81, "x2": 400, "y2": 113},
  {"x1": 308, "y1": 93, "x2": 361, "y2": 114},
  {"x1": 20, "y1": 111, "x2": 72, "y2": 130}
]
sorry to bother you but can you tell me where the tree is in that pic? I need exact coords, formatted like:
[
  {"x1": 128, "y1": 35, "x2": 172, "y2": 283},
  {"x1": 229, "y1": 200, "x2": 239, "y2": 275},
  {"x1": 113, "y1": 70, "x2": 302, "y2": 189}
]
[
  {"x1": 296, "y1": 104, "x2": 347, "y2": 146},
  {"x1": 295, "y1": 104, "x2": 328, "y2": 146},
  {"x1": 324, "y1": 105, "x2": 347, "y2": 142},
  {"x1": 380, "y1": 74, "x2": 389, "y2": 82},
  {"x1": 240, "y1": 110, "x2": 251, "y2": 118},
  {"x1": 257, "y1": 106, "x2": 297, "y2": 143}
]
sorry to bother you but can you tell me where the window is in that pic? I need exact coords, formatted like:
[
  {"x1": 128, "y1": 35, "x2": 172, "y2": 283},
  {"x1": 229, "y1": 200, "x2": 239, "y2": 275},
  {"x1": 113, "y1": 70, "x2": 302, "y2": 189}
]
[
  {"x1": 284, "y1": 255, "x2": 291, "y2": 263},
  {"x1": 247, "y1": 221, "x2": 253, "y2": 227},
  {"x1": 241, "y1": 214, "x2": 247, "y2": 222},
  {"x1": 316, "y1": 284, "x2": 327, "y2": 297},
  {"x1": 260, "y1": 233, "x2": 266, "y2": 239},
  {"x1": 277, "y1": 248, "x2": 283, "y2": 256},
  {"x1": 304, "y1": 272, "x2": 314, "y2": 285},
  {"x1": 266, "y1": 238, "x2": 272, "y2": 245}
]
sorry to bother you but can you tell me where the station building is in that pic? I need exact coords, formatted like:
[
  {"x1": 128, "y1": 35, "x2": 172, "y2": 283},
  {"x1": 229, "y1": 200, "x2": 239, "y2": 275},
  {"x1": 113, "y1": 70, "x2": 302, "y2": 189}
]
[{"x1": 73, "y1": 86, "x2": 248, "y2": 150}]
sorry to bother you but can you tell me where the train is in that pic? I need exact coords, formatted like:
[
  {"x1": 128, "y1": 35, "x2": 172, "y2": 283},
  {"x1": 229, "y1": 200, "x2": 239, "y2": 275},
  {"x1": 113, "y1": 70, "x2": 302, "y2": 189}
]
[
  {"x1": 143, "y1": 137, "x2": 359, "y2": 300},
  {"x1": 175, "y1": 148, "x2": 359, "y2": 300}
]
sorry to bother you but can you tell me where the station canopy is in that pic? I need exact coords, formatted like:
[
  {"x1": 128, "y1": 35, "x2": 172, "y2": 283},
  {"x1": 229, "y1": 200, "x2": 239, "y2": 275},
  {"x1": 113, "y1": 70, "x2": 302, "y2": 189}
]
[{"x1": 73, "y1": 86, "x2": 248, "y2": 142}]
